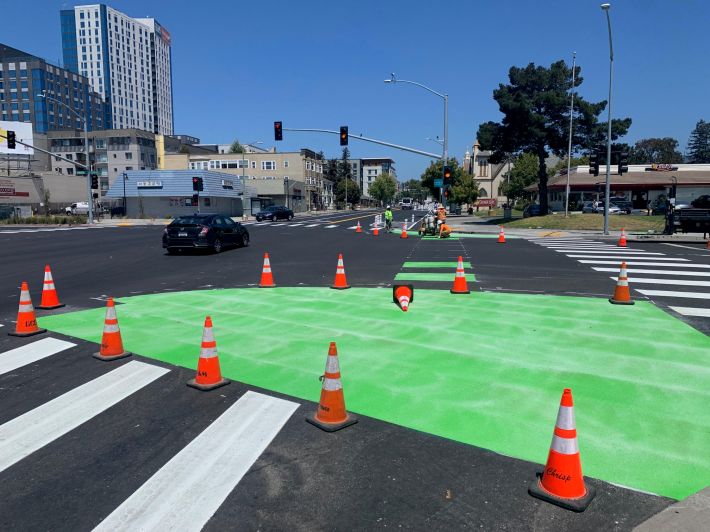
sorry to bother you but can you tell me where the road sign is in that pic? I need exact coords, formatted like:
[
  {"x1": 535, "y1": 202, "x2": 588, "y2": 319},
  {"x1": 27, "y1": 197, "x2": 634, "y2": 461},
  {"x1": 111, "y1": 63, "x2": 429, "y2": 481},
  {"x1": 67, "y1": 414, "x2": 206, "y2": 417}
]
[
  {"x1": 434, "y1": 178, "x2": 443, "y2": 188},
  {"x1": 476, "y1": 199, "x2": 497, "y2": 207}
]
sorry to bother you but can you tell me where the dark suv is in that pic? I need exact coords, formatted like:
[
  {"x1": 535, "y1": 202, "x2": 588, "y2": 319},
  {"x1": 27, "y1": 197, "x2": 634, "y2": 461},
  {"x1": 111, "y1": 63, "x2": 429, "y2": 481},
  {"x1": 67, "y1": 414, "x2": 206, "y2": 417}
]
[
  {"x1": 255, "y1": 205, "x2": 294, "y2": 222},
  {"x1": 691, "y1": 195, "x2": 710, "y2": 208}
]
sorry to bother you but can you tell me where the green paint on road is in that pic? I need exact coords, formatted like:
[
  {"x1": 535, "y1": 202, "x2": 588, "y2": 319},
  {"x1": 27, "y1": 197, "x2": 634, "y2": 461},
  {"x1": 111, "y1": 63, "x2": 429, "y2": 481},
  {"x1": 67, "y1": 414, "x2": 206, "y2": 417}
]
[
  {"x1": 403, "y1": 261, "x2": 472, "y2": 269},
  {"x1": 393, "y1": 272, "x2": 474, "y2": 282},
  {"x1": 38, "y1": 288, "x2": 710, "y2": 500}
]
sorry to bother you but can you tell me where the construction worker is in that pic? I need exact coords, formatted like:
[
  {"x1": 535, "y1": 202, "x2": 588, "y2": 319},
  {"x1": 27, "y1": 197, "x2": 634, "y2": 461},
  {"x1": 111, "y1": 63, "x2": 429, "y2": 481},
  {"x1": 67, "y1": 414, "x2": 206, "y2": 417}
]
[
  {"x1": 439, "y1": 222, "x2": 452, "y2": 238},
  {"x1": 384, "y1": 205, "x2": 393, "y2": 232}
]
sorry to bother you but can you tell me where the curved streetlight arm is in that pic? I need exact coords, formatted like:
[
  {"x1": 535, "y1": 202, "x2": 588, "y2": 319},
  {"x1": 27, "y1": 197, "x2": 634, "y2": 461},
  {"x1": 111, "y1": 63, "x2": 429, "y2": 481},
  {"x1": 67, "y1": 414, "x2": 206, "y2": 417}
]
[
  {"x1": 386, "y1": 78, "x2": 446, "y2": 100},
  {"x1": 40, "y1": 91, "x2": 85, "y2": 125}
]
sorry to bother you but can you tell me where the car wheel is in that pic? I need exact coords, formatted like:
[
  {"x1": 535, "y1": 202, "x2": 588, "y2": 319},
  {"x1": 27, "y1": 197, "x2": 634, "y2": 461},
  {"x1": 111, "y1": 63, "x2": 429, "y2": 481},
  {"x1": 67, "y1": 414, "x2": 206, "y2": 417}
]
[
  {"x1": 241, "y1": 233, "x2": 250, "y2": 247},
  {"x1": 213, "y1": 238, "x2": 222, "y2": 254},
  {"x1": 288, "y1": 214, "x2": 293, "y2": 221}
]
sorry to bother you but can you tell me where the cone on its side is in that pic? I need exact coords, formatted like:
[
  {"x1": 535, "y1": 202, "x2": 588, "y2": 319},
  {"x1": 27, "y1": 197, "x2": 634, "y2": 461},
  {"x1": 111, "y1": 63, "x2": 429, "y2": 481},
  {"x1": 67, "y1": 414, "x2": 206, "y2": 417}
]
[
  {"x1": 393, "y1": 284, "x2": 413, "y2": 312},
  {"x1": 331, "y1": 253, "x2": 350, "y2": 289},
  {"x1": 401, "y1": 222, "x2": 408, "y2": 239},
  {"x1": 187, "y1": 316, "x2": 230, "y2": 391},
  {"x1": 609, "y1": 261, "x2": 634, "y2": 305},
  {"x1": 258, "y1": 253, "x2": 276, "y2": 288},
  {"x1": 9, "y1": 282, "x2": 46, "y2": 337},
  {"x1": 450, "y1": 256, "x2": 471, "y2": 294},
  {"x1": 37, "y1": 264, "x2": 65, "y2": 310},
  {"x1": 498, "y1": 227, "x2": 506, "y2": 243},
  {"x1": 306, "y1": 341, "x2": 358, "y2": 432},
  {"x1": 529, "y1": 388, "x2": 596, "y2": 512},
  {"x1": 618, "y1": 228, "x2": 627, "y2": 248},
  {"x1": 355, "y1": 221, "x2": 362, "y2": 233},
  {"x1": 93, "y1": 298, "x2": 131, "y2": 361}
]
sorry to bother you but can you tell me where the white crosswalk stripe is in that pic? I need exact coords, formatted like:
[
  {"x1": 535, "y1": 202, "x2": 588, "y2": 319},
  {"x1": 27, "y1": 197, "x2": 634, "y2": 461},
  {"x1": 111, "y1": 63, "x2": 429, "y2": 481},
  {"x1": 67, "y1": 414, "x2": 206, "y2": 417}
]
[
  {"x1": 0, "y1": 338, "x2": 76, "y2": 376},
  {"x1": 93, "y1": 391, "x2": 298, "y2": 531},
  {"x1": 532, "y1": 237, "x2": 710, "y2": 321},
  {"x1": 325, "y1": 224, "x2": 338, "y2": 228},
  {"x1": 304, "y1": 223, "x2": 320, "y2": 227},
  {"x1": 0, "y1": 226, "x2": 108, "y2": 234}
]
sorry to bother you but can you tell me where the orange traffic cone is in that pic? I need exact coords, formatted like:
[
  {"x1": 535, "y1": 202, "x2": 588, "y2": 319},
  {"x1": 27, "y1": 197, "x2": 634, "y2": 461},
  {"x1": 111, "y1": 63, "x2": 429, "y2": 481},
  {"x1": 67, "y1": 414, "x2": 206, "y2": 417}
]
[
  {"x1": 93, "y1": 297, "x2": 131, "y2": 361},
  {"x1": 355, "y1": 221, "x2": 362, "y2": 233},
  {"x1": 401, "y1": 222, "x2": 408, "y2": 239},
  {"x1": 373, "y1": 226, "x2": 379, "y2": 236},
  {"x1": 450, "y1": 256, "x2": 471, "y2": 294},
  {"x1": 498, "y1": 226, "x2": 506, "y2": 243},
  {"x1": 331, "y1": 253, "x2": 350, "y2": 289},
  {"x1": 8, "y1": 282, "x2": 46, "y2": 337},
  {"x1": 618, "y1": 228, "x2": 627, "y2": 247},
  {"x1": 529, "y1": 388, "x2": 596, "y2": 512},
  {"x1": 306, "y1": 341, "x2": 358, "y2": 432},
  {"x1": 37, "y1": 264, "x2": 65, "y2": 310},
  {"x1": 187, "y1": 316, "x2": 230, "y2": 391},
  {"x1": 258, "y1": 253, "x2": 276, "y2": 287},
  {"x1": 393, "y1": 284, "x2": 413, "y2": 312},
  {"x1": 609, "y1": 261, "x2": 634, "y2": 305}
]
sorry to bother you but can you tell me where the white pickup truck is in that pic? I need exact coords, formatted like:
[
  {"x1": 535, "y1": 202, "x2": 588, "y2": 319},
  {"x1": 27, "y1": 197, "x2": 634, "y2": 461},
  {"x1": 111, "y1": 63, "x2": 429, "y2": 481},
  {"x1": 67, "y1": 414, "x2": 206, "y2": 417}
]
[{"x1": 65, "y1": 202, "x2": 90, "y2": 215}]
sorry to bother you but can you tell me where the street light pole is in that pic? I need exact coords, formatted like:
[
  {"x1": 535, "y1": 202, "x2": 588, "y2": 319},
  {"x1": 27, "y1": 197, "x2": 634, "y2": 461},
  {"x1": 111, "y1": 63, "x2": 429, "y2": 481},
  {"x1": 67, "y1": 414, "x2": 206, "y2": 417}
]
[
  {"x1": 601, "y1": 3, "x2": 614, "y2": 235},
  {"x1": 122, "y1": 172, "x2": 127, "y2": 216},
  {"x1": 40, "y1": 91, "x2": 93, "y2": 224},
  {"x1": 564, "y1": 52, "x2": 577, "y2": 218},
  {"x1": 241, "y1": 140, "x2": 262, "y2": 218}
]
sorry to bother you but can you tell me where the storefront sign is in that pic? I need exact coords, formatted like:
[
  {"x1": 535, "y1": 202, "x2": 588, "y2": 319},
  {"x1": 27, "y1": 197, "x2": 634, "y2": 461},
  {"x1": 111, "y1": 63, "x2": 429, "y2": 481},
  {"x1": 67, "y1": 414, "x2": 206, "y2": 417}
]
[
  {"x1": 645, "y1": 164, "x2": 678, "y2": 172},
  {"x1": 136, "y1": 180, "x2": 163, "y2": 188},
  {"x1": 0, "y1": 179, "x2": 29, "y2": 197},
  {"x1": 476, "y1": 198, "x2": 498, "y2": 207}
]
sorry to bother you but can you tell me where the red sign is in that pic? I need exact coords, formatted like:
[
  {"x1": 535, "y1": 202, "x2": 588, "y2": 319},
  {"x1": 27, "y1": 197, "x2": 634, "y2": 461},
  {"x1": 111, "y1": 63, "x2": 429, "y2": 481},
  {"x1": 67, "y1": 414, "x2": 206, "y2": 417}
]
[{"x1": 476, "y1": 198, "x2": 498, "y2": 207}]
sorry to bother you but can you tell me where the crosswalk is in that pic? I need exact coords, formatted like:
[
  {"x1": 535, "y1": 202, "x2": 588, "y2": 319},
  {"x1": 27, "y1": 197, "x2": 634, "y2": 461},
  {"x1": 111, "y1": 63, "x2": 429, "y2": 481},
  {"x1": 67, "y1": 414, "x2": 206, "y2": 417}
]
[
  {"x1": 242, "y1": 220, "x2": 376, "y2": 231},
  {"x1": 529, "y1": 237, "x2": 710, "y2": 321},
  {"x1": 0, "y1": 336, "x2": 300, "y2": 529}
]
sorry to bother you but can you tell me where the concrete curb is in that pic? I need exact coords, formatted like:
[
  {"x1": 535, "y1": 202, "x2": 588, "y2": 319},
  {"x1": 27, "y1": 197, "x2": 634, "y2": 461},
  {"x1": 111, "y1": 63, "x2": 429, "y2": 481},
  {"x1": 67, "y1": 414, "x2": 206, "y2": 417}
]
[{"x1": 633, "y1": 486, "x2": 710, "y2": 532}]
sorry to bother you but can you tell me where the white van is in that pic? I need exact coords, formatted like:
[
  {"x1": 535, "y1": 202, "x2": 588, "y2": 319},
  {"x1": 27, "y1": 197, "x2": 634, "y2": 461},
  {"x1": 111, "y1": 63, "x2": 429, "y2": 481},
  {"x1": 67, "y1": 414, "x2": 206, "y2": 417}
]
[
  {"x1": 400, "y1": 197, "x2": 413, "y2": 210},
  {"x1": 65, "y1": 202, "x2": 90, "y2": 215}
]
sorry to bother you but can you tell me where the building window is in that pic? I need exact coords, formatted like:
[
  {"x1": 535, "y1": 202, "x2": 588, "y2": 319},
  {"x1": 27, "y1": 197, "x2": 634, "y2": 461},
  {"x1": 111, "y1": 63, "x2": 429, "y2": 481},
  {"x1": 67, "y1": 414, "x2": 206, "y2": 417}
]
[
  {"x1": 67, "y1": 168, "x2": 74, "y2": 175},
  {"x1": 125, "y1": 152, "x2": 132, "y2": 159},
  {"x1": 251, "y1": 161, "x2": 256, "y2": 169},
  {"x1": 478, "y1": 160, "x2": 488, "y2": 177},
  {"x1": 284, "y1": 160, "x2": 289, "y2": 168},
  {"x1": 125, "y1": 166, "x2": 133, "y2": 171},
  {"x1": 261, "y1": 161, "x2": 276, "y2": 170}
]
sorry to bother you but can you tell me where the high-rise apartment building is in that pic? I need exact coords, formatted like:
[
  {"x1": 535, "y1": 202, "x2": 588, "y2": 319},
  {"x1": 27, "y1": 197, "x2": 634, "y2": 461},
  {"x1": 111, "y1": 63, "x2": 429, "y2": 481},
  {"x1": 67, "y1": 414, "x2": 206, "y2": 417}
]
[{"x1": 60, "y1": 4, "x2": 174, "y2": 135}]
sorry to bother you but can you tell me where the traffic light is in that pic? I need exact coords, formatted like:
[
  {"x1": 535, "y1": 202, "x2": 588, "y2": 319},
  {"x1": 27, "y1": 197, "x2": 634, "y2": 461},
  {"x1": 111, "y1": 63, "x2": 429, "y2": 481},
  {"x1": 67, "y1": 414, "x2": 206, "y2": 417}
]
[
  {"x1": 589, "y1": 152, "x2": 599, "y2": 177},
  {"x1": 91, "y1": 173, "x2": 99, "y2": 189},
  {"x1": 192, "y1": 194, "x2": 199, "y2": 206},
  {"x1": 7, "y1": 130, "x2": 16, "y2": 150},
  {"x1": 340, "y1": 126, "x2": 348, "y2": 146},
  {"x1": 192, "y1": 176, "x2": 203, "y2": 192},
  {"x1": 274, "y1": 121, "x2": 283, "y2": 141},
  {"x1": 443, "y1": 186, "x2": 450, "y2": 199},
  {"x1": 443, "y1": 165, "x2": 452, "y2": 185},
  {"x1": 617, "y1": 151, "x2": 629, "y2": 175}
]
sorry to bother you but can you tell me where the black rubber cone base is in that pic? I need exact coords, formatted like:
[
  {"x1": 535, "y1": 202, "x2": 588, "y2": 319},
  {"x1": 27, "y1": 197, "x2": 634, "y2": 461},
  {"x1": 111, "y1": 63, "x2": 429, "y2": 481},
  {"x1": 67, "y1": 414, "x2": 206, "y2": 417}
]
[
  {"x1": 186, "y1": 377, "x2": 230, "y2": 391},
  {"x1": 609, "y1": 298, "x2": 634, "y2": 305},
  {"x1": 528, "y1": 477, "x2": 596, "y2": 512},
  {"x1": 36, "y1": 303, "x2": 66, "y2": 310},
  {"x1": 450, "y1": 289, "x2": 471, "y2": 294},
  {"x1": 330, "y1": 285, "x2": 351, "y2": 290},
  {"x1": 9, "y1": 328, "x2": 47, "y2": 337},
  {"x1": 306, "y1": 413, "x2": 358, "y2": 432},
  {"x1": 93, "y1": 351, "x2": 132, "y2": 361}
]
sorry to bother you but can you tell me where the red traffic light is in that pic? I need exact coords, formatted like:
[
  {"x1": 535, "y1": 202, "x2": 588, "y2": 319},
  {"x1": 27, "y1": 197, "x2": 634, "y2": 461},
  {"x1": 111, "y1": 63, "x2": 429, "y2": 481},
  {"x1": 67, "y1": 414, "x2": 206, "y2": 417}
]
[{"x1": 274, "y1": 121, "x2": 283, "y2": 141}]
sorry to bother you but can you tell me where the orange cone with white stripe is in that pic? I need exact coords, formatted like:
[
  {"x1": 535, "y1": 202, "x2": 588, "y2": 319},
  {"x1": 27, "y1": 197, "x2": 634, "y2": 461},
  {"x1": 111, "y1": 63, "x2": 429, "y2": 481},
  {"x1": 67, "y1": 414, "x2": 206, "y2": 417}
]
[
  {"x1": 498, "y1": 226, "x2": 506, "y2": 243},
  {"x1": 609, "y1": 261, "x2": 634, "y2": 305},
  {"x1": 618, "y1": 228, "x2": 627, "y2": 247},
  {"x1": 37, "y1": 264, "x2": 65, "y2": 310},
  {"x1": 450, "y1": 256, "x2": 471, "y2": 294},
  {"x1": 331, "y1": 253, "x2": 350, "y2": 289},
  {"x1": 529, "y1": 388, "x2": 596, "y2": 512},
  {"x1": 187, "y1": 316, "x2": 230, "y2": 391},
  {"x1": 355, "y1": 221, "x2": 362, "y2": 233},
  {"x1": 9, "y1": 282, "x2": 46, "y2": 337},
  {"x1": 258, "y1": 253, "x2": 276, "y2": 287},
  {"x1": 306, "y1": 341, "x2": 358, "y2": 432},
  {"x1": 401, "y1": 222, "x2": 408, "y2": 239},
  {"x1": 93, "y1": 297, "x2": 131, "y2": 361},
  {"x1": 393, "y1": 284, "x2": 413, "y2": 312},
  {"x1": 373, "y1": 226, "x2": 379, "y2": 236}
]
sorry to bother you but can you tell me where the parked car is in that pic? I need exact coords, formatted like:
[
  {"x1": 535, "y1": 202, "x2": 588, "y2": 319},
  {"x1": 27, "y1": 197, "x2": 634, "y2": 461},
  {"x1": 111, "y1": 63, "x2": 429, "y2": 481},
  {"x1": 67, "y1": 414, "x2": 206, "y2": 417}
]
[
  {"x1": 448, "y1": 203, "x2": 462, "y2": 215},
  {"x1": 595, "y1": 202, "x2": 621, "y2": 214},
  {"x1": 691, "y1": 195, "x2": 710, "y2": 208},
  {"x1": 522, "y1": 204, "x2": 552, "y2": 217},
  {"x1": 609, "y1": 199, "x2": 633, "y2": 214},
  {"x1": 255, "y1": 205, "x2": 294, "y2": 222},
  {"x1": 400, "y1": 197, "x2": 414, "y2": 210},
  {"x1": 162, "y1": 213, "x2": 249, "y2": 254},
  {"x1": 581, "y1": 201, "x2": 597, "y2": 213},
  {"x1": 65, "y1": 202, "x2": 90, "y2": 215}
]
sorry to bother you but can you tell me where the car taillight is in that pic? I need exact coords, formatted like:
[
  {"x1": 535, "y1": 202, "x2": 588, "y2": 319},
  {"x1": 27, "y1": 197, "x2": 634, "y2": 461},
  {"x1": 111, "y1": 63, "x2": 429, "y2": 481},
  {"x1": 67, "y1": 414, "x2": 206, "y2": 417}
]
[{"x1": 199, "y1": 226, "x2": 209, "y2": 236}]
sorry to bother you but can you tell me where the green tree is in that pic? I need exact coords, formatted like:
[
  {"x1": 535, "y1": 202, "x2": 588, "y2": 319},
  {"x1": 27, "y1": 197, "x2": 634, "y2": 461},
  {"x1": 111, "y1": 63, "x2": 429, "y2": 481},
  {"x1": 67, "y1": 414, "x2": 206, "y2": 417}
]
[
  {"x1": 450, "y1": 173, "x2": 478, "y2": 205},
  {"x1": 337, "y1": 147, "x2": 352, "y2": 182},
  {"x1": 401, "y1": 178, "x2": 426, "y2": 203},
  {"x1": 501, "y1": 152, "x2": 539, "y2": 203},
  {"x1": 229, "y1": 139, "x2": 245, "y2": 153},
  {"x1": 687, "y1": 120, "x2": 710, "y2": 163},
  {"x1": 477, "y1": 60, "x2": 632, "y2": 212},
  {"x1": 420, "y1": 158, "x2": 465, "y2": 196},
  {"x1": 627, "y1": 137, "x2": 684, "y2": 164},
  {"x1": 324, "y1": 158, "x2": 339, "y2": 182},
  {"x1": 335, "y1": 178, "x2": 361, "y2": 205},
  {"x1": 369, "y1": 172, "x2": 398, "y2": 206},
  {"x1": 547, "y1": 155, "x2": 589, "y2": 176}
]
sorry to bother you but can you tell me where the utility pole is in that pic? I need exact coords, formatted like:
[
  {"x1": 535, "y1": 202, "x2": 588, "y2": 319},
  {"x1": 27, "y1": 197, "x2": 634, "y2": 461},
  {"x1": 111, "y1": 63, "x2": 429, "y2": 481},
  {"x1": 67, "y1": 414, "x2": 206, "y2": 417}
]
[{"x1": 564, "y1": 52, "x2": 577, "y2": 217}]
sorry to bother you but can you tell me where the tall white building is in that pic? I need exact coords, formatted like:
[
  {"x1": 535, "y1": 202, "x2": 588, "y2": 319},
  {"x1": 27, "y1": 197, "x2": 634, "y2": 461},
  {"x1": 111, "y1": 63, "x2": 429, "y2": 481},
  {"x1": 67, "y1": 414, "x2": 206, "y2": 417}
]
[{"x1": 61, "y1": 4, "x2": 174, "y2": 135}]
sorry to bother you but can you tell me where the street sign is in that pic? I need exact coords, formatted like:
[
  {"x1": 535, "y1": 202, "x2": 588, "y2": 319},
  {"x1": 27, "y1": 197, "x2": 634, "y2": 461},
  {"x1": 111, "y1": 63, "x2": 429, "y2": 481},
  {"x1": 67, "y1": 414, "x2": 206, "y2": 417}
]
[
  {"x1": 476, "y1": 199, "x2": 497, "y2": 207},
  {"x1": 434, "y1": 178, "x2": 443, "y2": 187}
]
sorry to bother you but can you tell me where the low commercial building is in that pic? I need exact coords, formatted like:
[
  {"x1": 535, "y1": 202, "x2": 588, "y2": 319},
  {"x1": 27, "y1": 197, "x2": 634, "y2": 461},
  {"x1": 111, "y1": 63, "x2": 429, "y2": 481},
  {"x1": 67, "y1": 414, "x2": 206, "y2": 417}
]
[
  {"x1": 104, "y1": 170, "x2": 254, "y2": 218},
  {"x1": 360, "y1": 158, "x2": 396, "y2": 199}
]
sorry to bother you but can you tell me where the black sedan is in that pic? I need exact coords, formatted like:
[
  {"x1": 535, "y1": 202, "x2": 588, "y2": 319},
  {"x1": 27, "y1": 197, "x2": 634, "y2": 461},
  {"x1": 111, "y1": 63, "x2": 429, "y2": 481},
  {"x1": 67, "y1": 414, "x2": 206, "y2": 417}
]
[
  {"x1": 255, "y1": 205, "x2": 294, "y2": 222},
  {"x1": 162, "y1": 213, "x2": 249, "y2": 254}
]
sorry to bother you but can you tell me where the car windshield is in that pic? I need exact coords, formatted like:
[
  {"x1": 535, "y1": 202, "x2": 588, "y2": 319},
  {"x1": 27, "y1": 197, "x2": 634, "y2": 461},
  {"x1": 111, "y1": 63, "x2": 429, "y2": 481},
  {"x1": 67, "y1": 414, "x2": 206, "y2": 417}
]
[{"x1": 173, "y1": 216, "x2": 211, "y2": 225}]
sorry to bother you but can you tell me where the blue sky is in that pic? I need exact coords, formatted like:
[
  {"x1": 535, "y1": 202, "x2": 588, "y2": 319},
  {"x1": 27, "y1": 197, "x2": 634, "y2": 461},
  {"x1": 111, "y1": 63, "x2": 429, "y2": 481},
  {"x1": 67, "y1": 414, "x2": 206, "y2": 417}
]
[{"x1": 5, "y1": 1, "x2": 710, "y2": 180}]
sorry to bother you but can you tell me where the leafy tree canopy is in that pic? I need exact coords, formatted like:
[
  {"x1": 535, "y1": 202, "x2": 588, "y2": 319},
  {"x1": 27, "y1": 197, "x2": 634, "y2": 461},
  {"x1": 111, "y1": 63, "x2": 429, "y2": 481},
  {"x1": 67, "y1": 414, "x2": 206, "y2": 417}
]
[
  {"x1": 628, "y1": 137, "x2": 684, "y2": 164},
  {"x1": 687, "y1": 119, "x2": 710, "y2": 163},
  {"x1": 229, "y1": 140, "x2": 245, "y2": 154},
  {"x1": 369, "y1": 172, "x2": 398, "y2": 206},
  {"x1": 335, "y1": 178, "x2": 360, "y2": 205}
]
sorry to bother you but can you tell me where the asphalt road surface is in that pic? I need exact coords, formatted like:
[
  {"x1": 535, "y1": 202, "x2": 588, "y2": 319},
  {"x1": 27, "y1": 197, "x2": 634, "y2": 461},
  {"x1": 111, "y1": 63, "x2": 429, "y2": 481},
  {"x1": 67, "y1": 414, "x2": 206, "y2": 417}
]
[{"x1": 2, "y1": 210, "x2": 706, "y2": 530}]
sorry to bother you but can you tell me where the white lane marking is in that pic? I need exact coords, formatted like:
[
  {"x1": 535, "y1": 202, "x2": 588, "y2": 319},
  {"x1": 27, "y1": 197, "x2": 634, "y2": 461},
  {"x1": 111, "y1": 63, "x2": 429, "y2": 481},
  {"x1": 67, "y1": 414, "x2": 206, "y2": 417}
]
[
  {"x1": 271, "y1": 223, "x2": 286, "y2": 226},
  {"x1": 611, "y1": 277, "x2": 710, "y2": 287},
  {"x1": 556, "y1": 250, "x2": 663, "y2": 255},
  {"x1": 546, "y1": 246, "x2": 628, "y2": 251},
  {"x1": 637, "y1": 289, "x2": 710, "y2": 299},
  {"x1": 325, "y1": 224, "x2": 338, "y2": 228},
  {"x1": 530, "y1": 238, "x2": 591, "y2": 242},
  {"x1": 567, "y1": 254, "x2": 685, "y2": 260},
  {"x1": 347, "y1": 226, "x2": 358, "y2": 230},
  {"x1": 0, "y1": 361, "x2": 169, "y2": 474},
  {"x1": 304, "y1": 224, "x2": 320, "y2": 227},
  {"x1": 0, "y1": 338, "x2": 76, "y2": 376},
  {"x1": 288, "y1": 223, "x2": 303, "y2": 227},
  {"x1": 664, "y1": 243, "x2": 710, "y2": 252},
  {"x1": 578, "y1": 260, "x2": 692, "y2": 265},
  {"x1": 668, "y1": 306, "x2": 710, "y2": 318},
  {"x1": 595, "y1": 267, "x2": 710, "y2": 277},
  {"x1": 93, "y1": 391, "x2": 298, "y2": 532}
]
